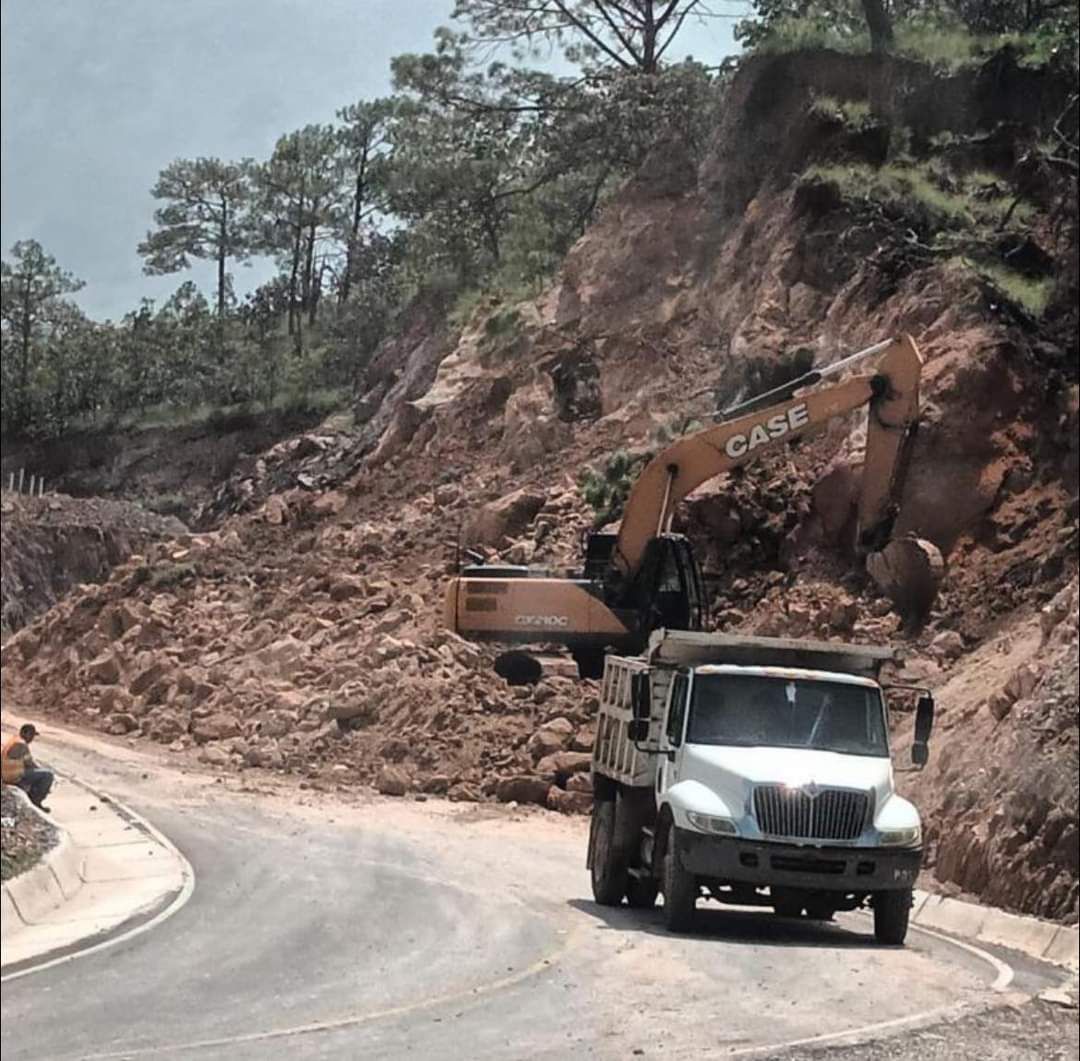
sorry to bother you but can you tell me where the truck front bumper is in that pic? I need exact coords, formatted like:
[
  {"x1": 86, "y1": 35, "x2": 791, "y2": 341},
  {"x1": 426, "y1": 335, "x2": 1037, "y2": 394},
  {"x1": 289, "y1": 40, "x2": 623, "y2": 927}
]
[{"x1": 676, "y1": 827, "x2": 921, "y2": 892}]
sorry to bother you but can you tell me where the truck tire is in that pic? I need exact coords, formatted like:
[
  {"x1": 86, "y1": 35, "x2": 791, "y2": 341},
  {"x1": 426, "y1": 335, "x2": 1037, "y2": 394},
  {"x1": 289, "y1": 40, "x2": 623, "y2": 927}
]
[
  {"x1": 590, "y1": 799, "x2": 627, "y2": 906},
  {"x1": 573, "y1": 648, "x2": 605, "y2": 680},
  {"x1": 625, "y1": 876, "x2": 659, "y2": 909},
  {"x1": 661, "y1": 833, "x2": 696, "y2": 932},
  {"x1": 873, "y1": 888, "x2": 912, "y2": 945},
  {"x1": 804, "y1": 900, "x2": 836, "y2": 922},
  {"x1": 772, "y1": 897, "x2": 804, "y2": 919}
]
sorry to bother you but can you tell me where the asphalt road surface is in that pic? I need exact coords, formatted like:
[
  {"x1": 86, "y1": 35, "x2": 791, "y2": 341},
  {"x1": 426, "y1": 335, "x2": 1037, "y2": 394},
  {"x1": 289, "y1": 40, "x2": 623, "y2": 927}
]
[{"x1": 0, "y1": 730, "x2": 1062, "y2": 1060}]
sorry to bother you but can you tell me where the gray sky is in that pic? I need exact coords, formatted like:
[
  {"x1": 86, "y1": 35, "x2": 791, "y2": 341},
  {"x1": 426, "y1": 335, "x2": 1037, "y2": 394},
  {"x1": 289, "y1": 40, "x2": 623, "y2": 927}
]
[{"x1": 1, "y1": 1, "x2": 739, "y2": 320}]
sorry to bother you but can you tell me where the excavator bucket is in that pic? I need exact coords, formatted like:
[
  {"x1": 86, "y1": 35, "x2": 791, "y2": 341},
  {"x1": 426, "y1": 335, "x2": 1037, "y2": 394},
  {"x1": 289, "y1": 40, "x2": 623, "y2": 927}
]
[{"x1": 866, "y1": 535, "x2": 945, "y2": 632}]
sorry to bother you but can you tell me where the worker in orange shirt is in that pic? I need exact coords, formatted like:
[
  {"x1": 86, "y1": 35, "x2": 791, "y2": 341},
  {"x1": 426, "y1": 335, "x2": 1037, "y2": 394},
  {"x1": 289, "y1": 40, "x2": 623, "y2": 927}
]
[{"x1": 1, "y1": 723, "x2": 54, "y2": 811}]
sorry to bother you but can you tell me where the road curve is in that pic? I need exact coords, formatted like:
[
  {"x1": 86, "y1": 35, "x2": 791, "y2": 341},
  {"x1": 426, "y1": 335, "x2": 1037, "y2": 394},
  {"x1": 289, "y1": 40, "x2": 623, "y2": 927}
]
[{"x1": 0, "y1": 731, "x2": 1048, "y2": 1060}]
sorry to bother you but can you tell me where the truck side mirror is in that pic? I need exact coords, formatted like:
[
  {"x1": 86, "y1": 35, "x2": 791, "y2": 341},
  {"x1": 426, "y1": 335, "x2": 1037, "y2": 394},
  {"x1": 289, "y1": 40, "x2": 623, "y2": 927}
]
[
  {"x1": 910, "y1": 692, "x2": 934, "y2": 768},
  {"x1": 628, "y1": 719, "x2": 650, "y2": 743},
  {"x1": 630, "y1": 673, "x2": 651, "y2": 721},
  {"x1": 914, "y1": 693, "x2": 934, "y2": 743}
]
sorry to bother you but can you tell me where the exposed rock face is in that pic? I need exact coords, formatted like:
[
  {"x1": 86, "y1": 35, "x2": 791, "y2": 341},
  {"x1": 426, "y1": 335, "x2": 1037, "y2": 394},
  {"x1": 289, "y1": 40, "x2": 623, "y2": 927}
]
[{"x1": 1, "y1": 494, "x2": 186, "y2": 637}]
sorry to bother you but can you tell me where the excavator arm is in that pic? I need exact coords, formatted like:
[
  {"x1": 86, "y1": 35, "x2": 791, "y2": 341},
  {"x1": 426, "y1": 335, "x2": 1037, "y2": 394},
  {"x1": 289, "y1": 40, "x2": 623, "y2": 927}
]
[{"x1": 611, "y1": 334, "x2": 922, "y2": 581}]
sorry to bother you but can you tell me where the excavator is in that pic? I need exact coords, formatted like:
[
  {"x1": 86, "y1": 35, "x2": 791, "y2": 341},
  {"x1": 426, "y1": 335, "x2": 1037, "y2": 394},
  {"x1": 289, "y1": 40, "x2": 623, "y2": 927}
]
[{"x1": 444, "y1": 335, "x2": 937, "y2": 680}]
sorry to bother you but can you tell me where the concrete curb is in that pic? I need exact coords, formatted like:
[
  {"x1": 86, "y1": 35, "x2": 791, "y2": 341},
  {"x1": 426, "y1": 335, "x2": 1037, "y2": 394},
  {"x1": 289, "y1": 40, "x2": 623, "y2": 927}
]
[
  {"x1": 1, "y1": 770, "x2": 193, "y2": 977},
  {"x1": 911, "y1": 888, "x2": 1079, "y2": 972},
  {"x1": 1, "y1": 787, "x2": 84, "y2": 928}
]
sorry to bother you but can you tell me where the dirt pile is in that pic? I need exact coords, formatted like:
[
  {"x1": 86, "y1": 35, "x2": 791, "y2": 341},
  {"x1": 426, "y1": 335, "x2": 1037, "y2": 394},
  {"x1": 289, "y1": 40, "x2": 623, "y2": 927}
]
[
  {"x1": 0, "y1": 494, "x2": 187, "y2": 637},
  {"x1": 896, "y1": 578, "x2": 1080, "y2": 922},
  {"x1": 0, "y1": 489, "x2": 597, "y2": 812}
]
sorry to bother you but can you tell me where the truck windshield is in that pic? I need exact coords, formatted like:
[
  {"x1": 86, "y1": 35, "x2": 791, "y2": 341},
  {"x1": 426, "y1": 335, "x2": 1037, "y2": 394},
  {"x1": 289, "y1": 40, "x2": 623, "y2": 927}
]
[{"x1": 687, "y1": 674, "x2": 889, "y2": 757}]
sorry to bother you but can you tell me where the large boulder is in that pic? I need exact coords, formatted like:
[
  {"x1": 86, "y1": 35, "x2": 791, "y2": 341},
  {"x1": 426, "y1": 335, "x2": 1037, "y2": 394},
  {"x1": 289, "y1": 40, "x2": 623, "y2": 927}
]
[
  {"x1": 495, "y1": 776, "x2": 553, "y2": 805},
  {"x1": 376, "y1": 765, "x2": 410, "y2": 796},
  {"x1": 85, "y1": 650, "x2": 122, "y2": 685},
  {"x1": 192, "y1": 713, "x2": 243, "y2": 744},
  {"x1": 526, "y1": 718, "x2": 575, "y2": 762},
  {"x1": 535, "y1": 750, "x2": 593, "y2": 781},
  {"x1": 466, "y1": 488, "x2": 547, "y2": 547}
]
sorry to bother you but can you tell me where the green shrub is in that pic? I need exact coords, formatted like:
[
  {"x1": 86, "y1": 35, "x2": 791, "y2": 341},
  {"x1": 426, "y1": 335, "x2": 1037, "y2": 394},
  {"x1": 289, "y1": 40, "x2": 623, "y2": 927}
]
[{"x1": 579, "y1": 449, "x2": 651, "y2": 526}]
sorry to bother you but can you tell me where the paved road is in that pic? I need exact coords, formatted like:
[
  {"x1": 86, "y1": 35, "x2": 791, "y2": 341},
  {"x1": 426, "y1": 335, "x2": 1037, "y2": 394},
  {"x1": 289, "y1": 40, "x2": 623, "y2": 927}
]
[{"x1": 0, "y1": 732, "x2": 1057, "y2": 1060}]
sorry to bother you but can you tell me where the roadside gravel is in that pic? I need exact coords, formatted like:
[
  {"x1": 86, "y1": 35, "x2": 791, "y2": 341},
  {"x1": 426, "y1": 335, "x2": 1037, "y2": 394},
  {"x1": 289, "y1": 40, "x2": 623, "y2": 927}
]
[
  {"x1": 1, "y1": 785, "x2": 56, "y2": 881},
  {"x1": 779, "y1": 998, "x2": 1079, "y2": 1060}
]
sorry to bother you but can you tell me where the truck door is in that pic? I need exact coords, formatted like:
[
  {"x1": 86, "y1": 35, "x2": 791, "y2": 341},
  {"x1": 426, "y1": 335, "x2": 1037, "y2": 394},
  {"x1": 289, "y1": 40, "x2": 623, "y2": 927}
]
[{"x1": 658, "y1": 671, "x2": 690, "y2": 795}]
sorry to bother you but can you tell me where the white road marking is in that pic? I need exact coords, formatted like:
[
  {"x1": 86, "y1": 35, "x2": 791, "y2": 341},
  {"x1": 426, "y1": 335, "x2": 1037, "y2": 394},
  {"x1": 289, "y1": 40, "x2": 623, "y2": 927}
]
[{"x1": 1, "y1": 774, "x2": 196, "y2": 984}]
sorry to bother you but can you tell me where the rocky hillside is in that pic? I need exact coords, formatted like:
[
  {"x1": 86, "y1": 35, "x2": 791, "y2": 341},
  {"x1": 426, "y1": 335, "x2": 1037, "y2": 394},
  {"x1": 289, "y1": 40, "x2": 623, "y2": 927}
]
[
  {"x1": 0, "y1": 494, "x2": 186, "y2": 637},
  {"x1": 1, "y1": 49, "x2": 1076, "y2": 920}
]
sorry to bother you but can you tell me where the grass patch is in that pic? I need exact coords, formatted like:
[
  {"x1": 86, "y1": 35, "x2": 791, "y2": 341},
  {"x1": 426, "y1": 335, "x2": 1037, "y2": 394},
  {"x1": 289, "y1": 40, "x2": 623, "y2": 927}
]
[
  {"x1": 100, "y1": 386, "x2": 349, "y2": 436},
  {"x1": 754, "y1": 14, "x2": 1066, "y2": 71},
  {"x1": 753, "y1": 17, "x2": 868, "y2": 55},
  {"x1": 807, "y1": 95, "x2": 879, "y2": 132},
  {"x1": 141, "y1": 492, "x2": 189, "y2": 519},
  {"x1": 962, "y1": 257, "x2": 1054, "y2": 317},
  {"x1": 801, "y1": 160, "x2": 1032, "y2": 234}
]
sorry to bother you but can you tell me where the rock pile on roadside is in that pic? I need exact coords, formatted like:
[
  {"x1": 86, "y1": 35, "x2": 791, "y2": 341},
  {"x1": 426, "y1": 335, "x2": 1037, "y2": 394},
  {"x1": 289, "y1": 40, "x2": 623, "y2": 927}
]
[{"x1": 0, "y1": 493, "x2": 599, "y2": 812}]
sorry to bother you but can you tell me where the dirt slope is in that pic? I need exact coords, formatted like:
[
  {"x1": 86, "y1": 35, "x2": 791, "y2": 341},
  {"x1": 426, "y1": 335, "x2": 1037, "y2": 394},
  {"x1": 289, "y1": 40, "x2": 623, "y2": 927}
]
[
  {"x1": 1, "y1": 494, "x2": 186, "y2": 637},
  {"x1": 1, "y1": 50, "x2": 1076, "y2": 919}
]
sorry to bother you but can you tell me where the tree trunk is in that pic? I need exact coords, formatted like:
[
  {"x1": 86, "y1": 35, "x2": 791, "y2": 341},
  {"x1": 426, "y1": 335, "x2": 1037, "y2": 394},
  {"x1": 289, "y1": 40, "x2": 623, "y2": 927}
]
[
  {"x1": 861, "y1": 0, "x2": 894, "y2": 54},
  {"x1": 342, "y1": 147, "x2": 368, "y2": 304},
  {"x1": 303, "y1": 222, "x2": 317, "y2": 324},
  {"x1": 216, "y1": 203, "x2": 227, "y2": 320},
  {"x1": 287, "y1": 214, "x2": 303, "y2": 336},
  {"x1": 642, "y1": 3, "x2": 658, "y2": 74},
  {"x1": 216, "y1": 202, "x2": 228, "y2": 357},
  {"x1": 17, "y1": 276, "x2": 33, "y2": 431}
]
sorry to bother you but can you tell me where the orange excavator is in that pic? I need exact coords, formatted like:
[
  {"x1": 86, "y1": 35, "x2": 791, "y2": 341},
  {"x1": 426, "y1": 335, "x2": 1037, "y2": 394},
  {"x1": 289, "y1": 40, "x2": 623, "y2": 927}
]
[{"x1": 445, "y1": 335, "x2": 932, "y2": 679}]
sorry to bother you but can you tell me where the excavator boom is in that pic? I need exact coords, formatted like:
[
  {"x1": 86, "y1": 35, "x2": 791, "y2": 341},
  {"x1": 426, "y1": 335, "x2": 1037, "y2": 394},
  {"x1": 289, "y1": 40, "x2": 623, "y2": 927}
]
[{"x1": 612, "y1": 335, "x2": 921, "y2": 578}]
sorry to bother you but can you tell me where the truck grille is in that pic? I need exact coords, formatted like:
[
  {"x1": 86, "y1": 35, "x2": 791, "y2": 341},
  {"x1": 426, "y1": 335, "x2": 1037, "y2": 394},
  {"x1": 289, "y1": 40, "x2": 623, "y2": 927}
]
[{"x1": 753, "y1": 785, "x2": 869, "y2": 842}]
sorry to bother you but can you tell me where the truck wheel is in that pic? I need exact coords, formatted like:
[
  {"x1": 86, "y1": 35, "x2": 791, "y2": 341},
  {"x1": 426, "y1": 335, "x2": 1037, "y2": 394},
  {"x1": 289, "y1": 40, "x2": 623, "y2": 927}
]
[
  {"x1": 573, "y1": 648, "x2": 605, "y2": 680},
  {"x1": 873, "y1": 888, "x2": 912, "y2": 945},
  {"x1": 661, "y1": 833, "x2": 696, "y2": 932},
  {"x1": 804, "y1": 901, "x2": 836, "y2": 922},
  {"x1": 625, "y1": 876, "x2": 659, "y2": 909},
  {"x1": 590, "y1": 800, "x2": 627, "y2": 906},
  {"x1": 772, "y1": 898, "x2": 803, "y2": 918}
]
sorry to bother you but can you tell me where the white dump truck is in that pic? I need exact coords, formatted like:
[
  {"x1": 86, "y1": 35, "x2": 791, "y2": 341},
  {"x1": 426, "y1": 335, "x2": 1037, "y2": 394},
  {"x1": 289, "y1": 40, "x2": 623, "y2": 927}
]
[{"x1": 587, "y1": 630, "x2": 935, "y2": 944}]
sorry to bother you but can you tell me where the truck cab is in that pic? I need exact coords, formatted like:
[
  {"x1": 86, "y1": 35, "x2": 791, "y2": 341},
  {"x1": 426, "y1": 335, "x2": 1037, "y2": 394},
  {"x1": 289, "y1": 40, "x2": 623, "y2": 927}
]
[{"x1": 588, "y1": 631, "x2": 934, "y2": 943}]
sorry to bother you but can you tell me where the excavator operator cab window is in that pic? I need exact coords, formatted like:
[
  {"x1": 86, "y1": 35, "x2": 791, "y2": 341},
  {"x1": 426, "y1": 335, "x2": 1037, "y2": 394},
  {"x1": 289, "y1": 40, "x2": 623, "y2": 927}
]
[{"x1": 647, "y1": 538, "x2": 694, "y2": 631}]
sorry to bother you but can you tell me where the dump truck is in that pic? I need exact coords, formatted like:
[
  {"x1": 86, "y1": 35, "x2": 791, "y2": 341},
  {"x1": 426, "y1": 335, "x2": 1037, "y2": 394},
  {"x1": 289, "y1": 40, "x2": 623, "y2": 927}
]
[
  {"x1": 587, "y1": 630, "x2": 934, "y2": 944},
  {"x1": 446, "y1": 334, "x2": 942, "y2": 680}
]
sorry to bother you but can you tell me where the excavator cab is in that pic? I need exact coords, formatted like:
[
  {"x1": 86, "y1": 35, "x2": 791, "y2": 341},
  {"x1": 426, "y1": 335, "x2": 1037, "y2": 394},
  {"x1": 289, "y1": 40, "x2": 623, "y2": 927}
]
[
  {"x1": 629, "y1": 535, "x2": 708, "y2": 634},
  {"x1": 581, "y1": 531, "x2": 706, "y2": 635}
]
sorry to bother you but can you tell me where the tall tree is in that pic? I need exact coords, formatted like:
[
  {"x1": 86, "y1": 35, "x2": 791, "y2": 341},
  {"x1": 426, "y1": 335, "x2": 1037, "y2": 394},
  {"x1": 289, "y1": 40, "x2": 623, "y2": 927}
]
[
  {"x1": 253, "y1": 126, "x2": 344, "y2": 339},
  {"x1": 452, "y1": 0, "x2": 710, "y2": 74},
  {"x1": 0, "y1": 240, "x2": 84, "y2": 434},
  {"x1": 138, "y1": 157, "x2": 253, "y2": 322},
  {"x1": 336, "y1": 98, "x2": 397, "y2": 303}
]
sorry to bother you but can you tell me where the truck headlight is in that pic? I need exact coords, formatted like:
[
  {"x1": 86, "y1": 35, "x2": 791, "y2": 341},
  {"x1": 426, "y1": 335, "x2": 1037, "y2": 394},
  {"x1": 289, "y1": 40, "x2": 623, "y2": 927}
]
[
  {"x1": 879, "y1": 825, "x2": 921, "y2": 847},
  {"x1": 686, "y1": 812, "x2": 738, "y2": 836}
]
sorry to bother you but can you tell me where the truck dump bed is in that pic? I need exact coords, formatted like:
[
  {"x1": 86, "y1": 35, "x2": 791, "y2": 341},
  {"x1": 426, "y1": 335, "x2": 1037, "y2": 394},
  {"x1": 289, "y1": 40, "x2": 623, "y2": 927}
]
[
  {"x1": 644, "y1": 629, "x2": 896, "y2": 679},
  {"x1": 593, "y1": 630, "x2": 898, "y2": 788}
]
